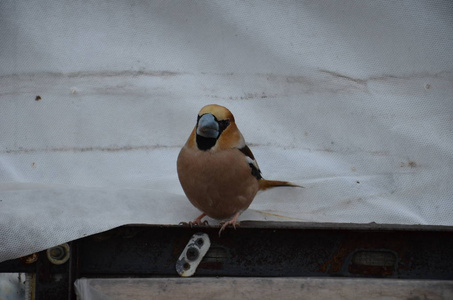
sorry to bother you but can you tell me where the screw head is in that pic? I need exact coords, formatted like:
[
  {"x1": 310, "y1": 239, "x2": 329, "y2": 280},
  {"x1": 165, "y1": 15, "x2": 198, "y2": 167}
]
[
  {"x1": 196, "y1": 238, "x2": 204, "y2": 247},
  {"x1": 46, "y1": 243, "x2": 70, "y2": 265},
  {"x1": 186, "y1": 247, "x2": 199, "y2": 261}
]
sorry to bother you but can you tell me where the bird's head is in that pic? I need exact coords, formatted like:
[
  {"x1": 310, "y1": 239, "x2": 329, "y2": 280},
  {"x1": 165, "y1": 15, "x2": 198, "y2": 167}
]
[{"x1": 190, "y1": 104, "x2": 245, "y2": 151}]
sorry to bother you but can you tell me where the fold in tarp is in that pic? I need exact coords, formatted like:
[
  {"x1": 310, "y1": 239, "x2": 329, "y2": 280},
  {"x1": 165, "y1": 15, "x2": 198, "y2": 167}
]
[{"x1": 1, "y1": 1, "x2": 452, "y2": 263}]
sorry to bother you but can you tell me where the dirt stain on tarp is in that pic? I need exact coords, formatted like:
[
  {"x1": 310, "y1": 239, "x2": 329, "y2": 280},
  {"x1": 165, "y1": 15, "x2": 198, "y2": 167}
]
[
  {"x1": 400, "y1": 161, "x2": 418, "y2": 168},
  {"x1": 2, "y1": 145, "x2": 180, "y2": 154},
  {"x1": 319, "y1": 70, "x2": 367, "y2": 85},
  {"x1": 66, "y1": 70, "x2": 181, "y2": 78}
]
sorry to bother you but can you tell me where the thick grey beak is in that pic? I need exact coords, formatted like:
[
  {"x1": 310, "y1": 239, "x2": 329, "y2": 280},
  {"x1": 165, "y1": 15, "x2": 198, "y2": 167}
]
[{"x1": 197, "y1": 113, "x2": 219, "y2": 138}]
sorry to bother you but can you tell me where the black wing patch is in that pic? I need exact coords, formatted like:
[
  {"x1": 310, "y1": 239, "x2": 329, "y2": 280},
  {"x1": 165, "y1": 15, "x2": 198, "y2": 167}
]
[
  {"x1": 249, "y1": 162, "x2": 262, "y2": 180},
  {"x1": 239, "y1": 145, "x2": 255, "y2": 160},
  {"x1": 239, "y1": 145, "x2": 262, "y2": 180}
]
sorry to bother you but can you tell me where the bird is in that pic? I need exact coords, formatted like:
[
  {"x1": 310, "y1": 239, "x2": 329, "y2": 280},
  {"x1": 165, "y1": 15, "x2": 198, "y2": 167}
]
[{"x1": 177, "y1": 104, "x2": 301, "y2": 235}]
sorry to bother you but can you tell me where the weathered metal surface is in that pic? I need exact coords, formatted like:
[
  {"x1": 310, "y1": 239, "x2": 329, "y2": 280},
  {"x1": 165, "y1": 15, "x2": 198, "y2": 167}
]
[
  {"x1": 74, "y1": 224, "x2": 453, "y2": 279},
  {"x1": 1, "y1": 223, "x2": 453, "y2": 299},
  {"x1": 74, "y1": 277, "x2": 453, "y2": 300}
]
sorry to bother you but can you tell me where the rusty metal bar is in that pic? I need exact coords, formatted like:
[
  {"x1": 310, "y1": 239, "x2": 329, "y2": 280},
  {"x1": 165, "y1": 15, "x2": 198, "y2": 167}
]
[{"x1": 1, "y1": 222, "x2": 452, "y2": 299}]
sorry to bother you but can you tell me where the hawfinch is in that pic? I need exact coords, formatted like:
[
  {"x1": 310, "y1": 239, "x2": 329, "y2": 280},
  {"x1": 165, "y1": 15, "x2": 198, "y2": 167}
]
[{"x1": 177, "y1": 104, "x2": 301, "y2": 234}]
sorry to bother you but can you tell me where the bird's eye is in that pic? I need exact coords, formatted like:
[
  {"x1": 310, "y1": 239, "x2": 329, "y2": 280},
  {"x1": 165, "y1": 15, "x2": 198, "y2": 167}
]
[{"x1": 218, "y1": 119, "x2": 230, "y2": 132}]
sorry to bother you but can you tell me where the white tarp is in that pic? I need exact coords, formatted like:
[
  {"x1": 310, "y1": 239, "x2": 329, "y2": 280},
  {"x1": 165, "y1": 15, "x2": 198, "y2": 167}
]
[{"x1": 1, "y1": 1, "x2": 452, "y2": 263}]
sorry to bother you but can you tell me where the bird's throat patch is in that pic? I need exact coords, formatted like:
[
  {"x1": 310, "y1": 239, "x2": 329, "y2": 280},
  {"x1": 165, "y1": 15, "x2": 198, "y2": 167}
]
[{"x1": 196, "y1": 134, "x2": 217, "y2": 151}]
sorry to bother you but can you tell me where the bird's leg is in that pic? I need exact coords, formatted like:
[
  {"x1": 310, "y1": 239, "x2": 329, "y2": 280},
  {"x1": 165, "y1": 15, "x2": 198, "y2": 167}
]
[
  {"x1": 191, "y1": 213, "x2": 209, "y2": 226},
  {"x1": 218, "y1": 212, "x2": 241, "y2": 236},
  {"x1": 179, "y1": 213, "x2": 209, "y2": 227}
]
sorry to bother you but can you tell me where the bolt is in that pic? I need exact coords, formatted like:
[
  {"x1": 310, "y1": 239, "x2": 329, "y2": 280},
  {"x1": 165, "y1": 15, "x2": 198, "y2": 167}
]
[
  {"x1": 186, "y1": 247, "x2": 199, "y2": 261},
  {"x1": 47, "y1": 243, "x2": 70, "y2": 265},
  {"x1": 196, "y1": 238, "x2": 204, "y2": 247},
  {"x1": 49, "y1": 247, "x2": 64, "y2": 260},
  {"x1": 183, "y1": 263, "x2": 191, "y2": 270}
]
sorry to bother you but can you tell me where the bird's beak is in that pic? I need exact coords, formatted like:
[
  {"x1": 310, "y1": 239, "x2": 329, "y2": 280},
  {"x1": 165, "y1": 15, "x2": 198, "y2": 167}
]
[{"x1": 197, "y1": 113, "x2": 219, "y2": 138}]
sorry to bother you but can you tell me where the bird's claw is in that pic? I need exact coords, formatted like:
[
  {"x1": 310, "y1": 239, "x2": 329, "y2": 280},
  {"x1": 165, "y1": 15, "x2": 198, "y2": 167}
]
[
  {"x1": 218, "y1": 220, "x2": 240, "y2": 236},
  {"x1": 178, "y1": 220, "x2": 209, "y2": 227},
  {"x1": 190, "y1": 220, "x2": 210, "y2": 227}
]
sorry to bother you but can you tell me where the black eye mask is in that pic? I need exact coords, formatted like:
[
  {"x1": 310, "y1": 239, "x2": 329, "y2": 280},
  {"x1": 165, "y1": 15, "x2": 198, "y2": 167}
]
[{"x1": 195, "y1": 114, "x2": 230, "y2": 151}]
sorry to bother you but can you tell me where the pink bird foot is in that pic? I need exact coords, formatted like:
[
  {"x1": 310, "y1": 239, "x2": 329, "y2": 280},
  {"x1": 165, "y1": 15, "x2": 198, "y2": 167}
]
[
  {"x1": 179, "y1": 213, "x2": 209, "y2": 227},
  {"x1": 218, "y1": 212, "x2": 241, "y2": 236}
]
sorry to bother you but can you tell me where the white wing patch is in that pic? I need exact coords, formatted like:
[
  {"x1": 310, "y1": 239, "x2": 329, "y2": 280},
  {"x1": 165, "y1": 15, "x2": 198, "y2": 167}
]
[
  {"x1": 245, "y1": 155, "x2": 262, "y2": 180},
  {"x1": 245, "y1": 156, "x2": 258, "y2": 170}
]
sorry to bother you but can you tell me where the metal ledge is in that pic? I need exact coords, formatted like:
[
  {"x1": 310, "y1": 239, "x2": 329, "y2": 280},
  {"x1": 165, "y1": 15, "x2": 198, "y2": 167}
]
[
  {"x1": 1, "y1": 222, "x2": 453, "y2": 299},
  {"x1": 74, "y1": 277, "x2": 453, "y2": 300}
]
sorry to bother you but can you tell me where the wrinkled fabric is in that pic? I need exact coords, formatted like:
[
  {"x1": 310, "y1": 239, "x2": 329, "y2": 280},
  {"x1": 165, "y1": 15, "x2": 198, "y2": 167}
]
[{"x1": 0, "y1": 0, "x2": 452, "y2": 263}]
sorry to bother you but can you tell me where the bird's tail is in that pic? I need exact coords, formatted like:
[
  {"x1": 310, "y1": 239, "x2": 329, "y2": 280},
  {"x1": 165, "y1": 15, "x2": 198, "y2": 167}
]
[{"x1": 259, "y1": 180, "x2": 303, "y2": 191}]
